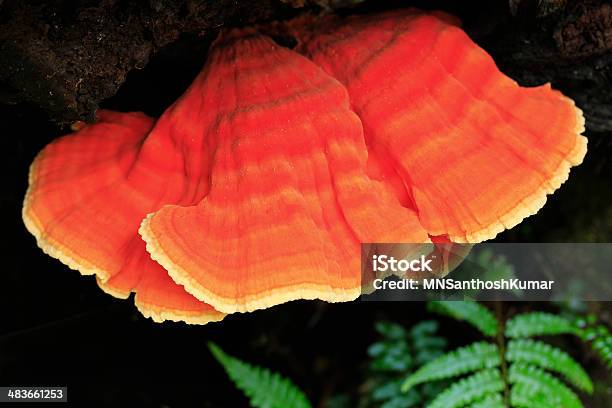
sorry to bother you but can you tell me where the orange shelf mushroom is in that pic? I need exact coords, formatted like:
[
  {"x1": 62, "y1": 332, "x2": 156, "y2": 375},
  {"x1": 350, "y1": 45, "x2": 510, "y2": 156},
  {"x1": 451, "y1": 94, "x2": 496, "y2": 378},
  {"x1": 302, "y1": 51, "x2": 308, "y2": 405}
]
[
  {"x1": 24, "y1": 9, "x2": 587, "y2": 323},
  {"x1": 140, "y1": 29, "x2": 430, "y2": 314},
  {"x1": 23, "y1": 105, "x2": 225, "y2": 323},
  {"x1": 288, "y1": 9, "x2": 587, "y2": 242}
]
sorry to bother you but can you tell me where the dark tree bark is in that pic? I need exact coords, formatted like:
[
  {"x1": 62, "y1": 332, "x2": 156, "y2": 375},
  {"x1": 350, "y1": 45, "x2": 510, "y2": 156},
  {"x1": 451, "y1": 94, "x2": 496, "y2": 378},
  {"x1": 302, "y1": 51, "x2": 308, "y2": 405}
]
[
  {"x1": 472, "y1": 0, "x2": 612, "y2": 132},
  {"x1": 0, "y1": 0, "x2": 291, "y2": 123},
  {"x1": 1, "y1": 0, "x2": 611, "y2": 131}
]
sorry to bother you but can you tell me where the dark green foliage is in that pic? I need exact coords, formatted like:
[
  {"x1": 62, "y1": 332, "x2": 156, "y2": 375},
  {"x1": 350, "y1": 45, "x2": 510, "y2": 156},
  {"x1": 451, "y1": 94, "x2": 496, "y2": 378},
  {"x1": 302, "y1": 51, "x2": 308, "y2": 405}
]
[
  {"x1": 409, "y1": 321, "x2": 448, "y2": 366},
  {"x1": 402, "y1": 302, "x2": 595, "y2": 408},
  {"x1": 369, "y1": 379, "x2": 421, "y2": 408},
  {"x1": 510, "y1": 310, "x2": 612, "y2": 371},
  {"x1": 364, "y1": 320, "x2": 448, "y2": 408},
  {"x1": 582, "y1": 325, "x2": 612, "y2": 369},
  {"x1": 368, "y1": 321, "x2": 412, "y2": 372},
  {"x1": 575, "y1": 314, "x2": 612, "y2": 370},
  {"x1": 207, "y1": 302, "x2": 604, "y2": 408},
  {"x1": 469, "y1": 394, "x2": 505, "y2": 408},
  {"x1": 401, "y1": 342, "x2": 500, "y2": 391},
  {"x1": 506, "y1": 312, "x2": 579, "y2": 338},
  {"x1": 426, "y1": 369, "x2": 504, "y2": 408},
  {"x1": 508, "y1": 364, "x2": 583, "y2": 408},
  {"x1": 428, "y1": 301, "x2": 499, "y2": 337},
  {"x1": 506, "y1": 339, "x2": 593, "y2": 392},
  {"x1": 208, "y1": 342, "x2": 312, "y2": 408},
  {"x1": 509, "y1": 383, "x2": 559, "y2": 408}
]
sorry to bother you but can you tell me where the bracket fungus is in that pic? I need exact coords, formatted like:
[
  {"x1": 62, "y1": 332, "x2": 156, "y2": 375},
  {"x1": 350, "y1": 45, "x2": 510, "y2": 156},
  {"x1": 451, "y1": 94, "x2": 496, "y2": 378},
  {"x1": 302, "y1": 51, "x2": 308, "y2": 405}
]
[
  {"x1": 140, "y1": 29, "x2": 430, "y2": 314},
  {"x1": 23, "y1": 9, "x2": 586, "y2": 324},
  {"x1": 22, "y1": 97, "x2": 225, "y2": 324},
  {"x1": 287, "y1": 9, "x2": 587, "y2": 242}
]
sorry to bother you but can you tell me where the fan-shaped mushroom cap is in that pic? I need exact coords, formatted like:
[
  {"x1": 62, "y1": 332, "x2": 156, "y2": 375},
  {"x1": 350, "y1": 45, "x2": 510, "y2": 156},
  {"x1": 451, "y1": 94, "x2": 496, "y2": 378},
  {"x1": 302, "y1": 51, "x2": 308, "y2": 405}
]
[
  {"x1": 289, "y1": 10, "x2": 587, "y2": 242},
  {"x1": 140, "y1": 29, "x2": 431, "y2": 314},
  {"x1": 23, "y1": 110, "x2": 225, "y2": 324}
]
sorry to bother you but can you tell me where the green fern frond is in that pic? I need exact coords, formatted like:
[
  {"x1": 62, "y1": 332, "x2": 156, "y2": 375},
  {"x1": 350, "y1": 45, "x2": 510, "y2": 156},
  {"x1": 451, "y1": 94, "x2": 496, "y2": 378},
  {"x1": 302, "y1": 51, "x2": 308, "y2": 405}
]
[
  {"x1": 506, "y1": 339, "x2": 593, "y2": 393},
  {"x1": 208, "y1": 342, "x2": 312, "y2": 408},
  {"x1": 510, "y1": 382, "x2": 558, "y2": 408},
  {"x1": 509, "y1": 363, "x2": 583, "y2": 408},
  {"x1": 401, "y1": 342, "x2": 500, "y2": 391},
  {"x1": 425, "y1": 369, "x2": 504, "y2": 408},
  {"x1": 468, "y1": 393, "x2": 505, "y2": 408},
  {"x1": 588, "y1": 325, "x2": 612, "y2": 369},
  {"x1": 506, "y1": 312, "x2": 579, "y2": 338},
  {"x1": 410, "y1": 320, "x2": 448, "y2": 366},
  {"x1": 375, "y1": 321, "x2": 408, "y2": 340},
  {"x1": 577, "y1": 320, "x2": 612, "y2": 370},
  {"x1": 428, "y1": 301, "x2": 499, "y2": 337}
]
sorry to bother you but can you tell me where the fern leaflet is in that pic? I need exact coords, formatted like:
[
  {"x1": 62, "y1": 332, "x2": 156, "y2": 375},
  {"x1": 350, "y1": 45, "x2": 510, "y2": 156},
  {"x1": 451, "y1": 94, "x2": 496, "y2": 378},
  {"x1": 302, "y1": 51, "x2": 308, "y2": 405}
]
[
  {"x1": 510, "y1": 382, "x2": 561, "y2": 408},
  {"x1": 576, "y1": 316, "x2": 612, "y2": 370},
  {"x1": 468, "y1": 393, "x2": 505, "y2": 408},
  {"x1": 208, "y1": 342, "x2": 312, "y2": 408},
  {"x1": 505, "y1": 312, "x2": 579, "y2": 338},
  {"x1": 426, "y1": 369, "x2": 504, "y2": 408},
  {"x1": 509, "y1": 363, "x2": 583, "y2": 408},
  {"x1": 428, "y1": 301, "x2": 499, "y2": 337},
  {"x1": 506, "y1": 339, "x2": 593, "y2": 393},
  {"x1": 402, "y1": 342, "x2": 500, "y2": 391}
]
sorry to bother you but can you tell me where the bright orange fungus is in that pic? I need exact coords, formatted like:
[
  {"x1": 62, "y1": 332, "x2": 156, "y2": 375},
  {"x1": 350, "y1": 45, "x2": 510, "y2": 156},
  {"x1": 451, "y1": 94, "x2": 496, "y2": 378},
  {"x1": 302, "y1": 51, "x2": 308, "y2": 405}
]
[{"x1": 23, "y1": 10, "x2": 586, "y2": 323}]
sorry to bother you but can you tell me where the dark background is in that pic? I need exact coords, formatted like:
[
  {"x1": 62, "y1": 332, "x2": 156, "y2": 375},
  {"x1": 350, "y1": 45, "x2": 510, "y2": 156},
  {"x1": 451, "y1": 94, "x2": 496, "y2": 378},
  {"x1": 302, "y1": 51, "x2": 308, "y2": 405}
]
[{"x1": 1, "y1": 0, "x2": 611, "y2": 406}]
